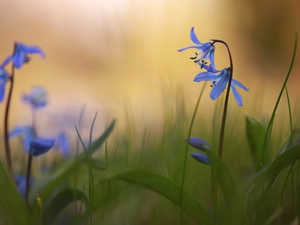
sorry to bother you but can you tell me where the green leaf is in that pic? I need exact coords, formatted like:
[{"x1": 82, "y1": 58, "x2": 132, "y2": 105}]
[
  {"x1": 29, "y1": 120, "x2": 116, "y2": 214},
  {"x1": 43, "y1": 188, "x2": 88, "y2": 225},
  {"x1": 245, "y1": 116, "x2": 266, "y2": 171},
  {"x1": 97, "y1": 165, "x2": 213, "y2": 225},
  {"x1": 0, "y1": 160, "x2": 30, "y2": 225},
  {"x1": 205, "y1": 150, "x2": 238, "y2": 207},
  {"x1": 240, "y1": 143, "x2": 300, "y2": 199}
]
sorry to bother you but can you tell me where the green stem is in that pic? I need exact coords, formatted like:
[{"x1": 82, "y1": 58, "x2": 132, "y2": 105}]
[
  {"x1": 262, "y1": 32, "x2": 298, "y2": 164},
  {"x1": 179, "y1": 82, "x2": 207, "y2": 224}
]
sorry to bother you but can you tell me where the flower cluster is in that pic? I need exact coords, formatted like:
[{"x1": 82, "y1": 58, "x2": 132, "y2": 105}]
[
  {"x1": 185, "y1": 137, "x2": 211, "y2": 164},
  {"x1": 178, "y1": 27, "x2": 249, "y2": 106}
]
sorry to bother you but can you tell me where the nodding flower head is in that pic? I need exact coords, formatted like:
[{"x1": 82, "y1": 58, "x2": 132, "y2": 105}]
[
  {"x1": 0, "y1": 56, "x2": 12, "y2": 102},
  {"x1": 194, "y1": 67, "x2": 249, "y2": 106},
  {"x1": 185, "y1": 137, "x2": 212, "y2": 151},
  {"x1": 23, "y1": 86, "x2": 48, "y2": 109},
  {"x1": 190, "y1": 153, "x2": 210, "y2": 165},
  {"x1": 178, "y1": 27, "x2": 215, "y2": 67},
  {"x1": 8, "y1": 42, "x2": 45, "y2": 69}
]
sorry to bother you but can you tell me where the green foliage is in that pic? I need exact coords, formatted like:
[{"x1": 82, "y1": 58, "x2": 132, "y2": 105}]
[
  {"x1": 0, "y1": 161, "x2": 30, "y2": 225},
  {"x1": 245, "y1": 116, "x2": 266, "y2": 171}
]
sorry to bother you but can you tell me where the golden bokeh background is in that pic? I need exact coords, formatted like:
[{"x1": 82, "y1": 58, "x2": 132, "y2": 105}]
[{"x1": 0, "y1": 0, "x2": 299, "y2": 138}]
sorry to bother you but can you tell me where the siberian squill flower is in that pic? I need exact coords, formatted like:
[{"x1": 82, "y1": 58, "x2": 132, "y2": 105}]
[
  {"x1": 0, "y1": 56, "x2": 12, "y2": 102},
  {"x1": 185, "y1": 137, "x2": 212, "y2": 165},
  {"x1": 14, "y1": 174, "x2": 33, "y2": 198},
  {"x1": 194, "y1": 63, "x2": 249, "y2": 106},
  {"x1": 178, "y1": 27, "x2": 215, "y2": 68},
  {"x1": 10, "y1": 126, "x2": 55, "y2": 156},
  {"x1": 7, "y1": 42, "x2": 45, "y2": 69},
  {"x1": 23, "y1": 86, "x2": 48, "y2": 108}
]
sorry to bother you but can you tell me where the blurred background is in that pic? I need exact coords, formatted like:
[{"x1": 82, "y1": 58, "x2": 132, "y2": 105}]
[{"x1": 0, "y1": 0, "x2": 299, "y2": 142}]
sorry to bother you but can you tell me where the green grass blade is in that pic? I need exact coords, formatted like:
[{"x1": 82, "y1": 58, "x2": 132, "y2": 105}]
[
  {"x1": 0, "y1": 160, "x2": 30, "y2": 225},
  {"x1": 97, "y1": 165, "x2": 213, "y2": 225},
  {"x1": 262, "y1": 31, "x2": 298, "y2": 164},
  {"x1": 43, "y1": 188, "x2": 88, "y2": 225},
  {"x1": 29, "y1": 120, "x2": 116, "y2": 212},
  {"x1": 245, "y1": 116, "x2": 266, "y2": 171},
  {"x1": 241, "y1": 143, "x2": 300, "y2": 197}
]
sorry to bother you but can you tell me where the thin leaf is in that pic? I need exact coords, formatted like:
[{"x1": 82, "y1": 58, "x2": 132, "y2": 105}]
[
  {"x1": 97, "y1": 165, "x2": 213, "y2": 225},
  {"x1": 245, "y1": 116, "x2": 266, "y2": 171},
  {"x1": 0, "y1": 160, "x2": 30, "y2": 225}
]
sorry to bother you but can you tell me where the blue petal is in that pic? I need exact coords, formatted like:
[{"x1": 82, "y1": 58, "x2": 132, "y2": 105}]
[
  {"x1": 55, "y1": 132, "x2": 70, "y2": 157},
  {"x1": 178, "y1": 45, "x2": 206, "y2": 52},
  {"x1": 190, "y1": 27, "x2": 202, "y2": 44},
  {"x1": 231, "y1": 83, "x2": 243, "y2": 106},
  {"x1": 0, "y1": 55, "x2": 13, "y2": 68},
  {"x1": 13, "y1": 47, "x2": 25, "y2": 69},
  {"x1": 21, "y1": 44, "x2": 45, "y2": 58},
  {"x1": 185, "y1": 137, "x2": 212, "y2": 151},
  {"x1": 193, "y1": 71, "x2": 220, "y2": 82},
  {"x1": 0, "y1": 81, "x2": 7, "y2": 102},
  {"x1": 190, "y1": 153, "x2": 210, "y2": 165},
  {"x1": 210, "y1": 69, "x2": 230, "y2": 100},
  {"x1": 232, "y1": 79, "x2": 249, "y2": 91},
  {"x1": 30, "y1": 138, "x2": 55, "y2": 156},
  {"x1": 9, "y1": 126, "x2": 28, "y2": 138}
]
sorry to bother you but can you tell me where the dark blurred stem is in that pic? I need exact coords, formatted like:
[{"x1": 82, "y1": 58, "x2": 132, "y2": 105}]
[
  {"x1": 179, "y1": 82, "x2": 207, "y2": 225},
  {"x1": 26, "y1": 151, "x2": 33, "y2": 208},
  {"x1": 4, "y1": 45, "x2": 17, "y2": 179},
  {"x1": 211, "y1": 39, "x2": 233, "y2": 159}
]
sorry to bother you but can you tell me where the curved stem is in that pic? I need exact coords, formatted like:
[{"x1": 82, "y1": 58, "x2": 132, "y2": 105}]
[
  {"x1": 26, "y1": 151, "x2": 33, "y2": 208},
  {"x1": 4, "y1": 45, "x2": 17, "y2": 178},
  {"x1": 211, "y1": 39, "x2": 233, "y2": 159},
  {"x1": 179, "y1": 82, "x2": 207, "y2": 224}
]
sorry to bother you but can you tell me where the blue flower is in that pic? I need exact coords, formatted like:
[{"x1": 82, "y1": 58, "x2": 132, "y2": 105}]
[
  {"x1": 30, "y1": 138, "x2": 55, "y2": 156},
  {"x1": 54, "y1": 132, "x2": 70, "y2": 157},
  {"x1": 186, "y1": 137, "x2": 211, "y2": 165},
  {"x1": 14, "y1": 174, "x2": 33, "y2": 199},
  {"x1": 10, "y1": 125, "x2": 54, "y2": 156},
  {"x1": 185, "y1": 137, "x2": 212, "y2": 151},
  {"x1": 178, "y1": 27, "x2": 215, "y2": 66},
  {"x1": 190, "y1": 153, "x2": 210, "y2": 164},
  {"x1": 194, "y1": 67, "x2": 249, "y2": 106},
  {"x1": 0, "y1": 56, "x2": 12, "y2": 102},
  {"x1": 23, "y1": 86, "x2": 48, "y2": 108},
  {"x1": 10, "y1": 42, "x2": 45, "y2": 69}
]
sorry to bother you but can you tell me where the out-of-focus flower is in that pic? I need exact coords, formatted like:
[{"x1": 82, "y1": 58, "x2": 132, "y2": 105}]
[
  {"x1": 30, "y1": 138, "x2": 55, "y2": 156},
  {"x1": 14, "y1": 174, "x2": 33, "y2": 199},
  {"x1": 190, "y1": 152, "x2": 210, "y2": 164},
  {"x1": 54, "y1": 132, "x2": 70, "y2": 157},
  {"x1": 0, "y1": 56, "x2": 12, "y2": 102},
  {"x1": 23, "y1": 86, "x2": 48, "y2": 108},
  {"x1": 194, "y1": 67, "x2": 249, "y2": 106},
  {"x1": 178, "y1": 27, "x2": 215, "y2": 67},
  {"x1": 185, "y1": 137, "x2": 212, "y2": 151},
  {"x1": 186, "y1": 137, "x2": 211, "y2": 165},
  {"x1": 7, "y1": 42, "x2": 45, "y2": 69},
  {"x1": 10, "y1": 125, "x2": 54, "y2": 156}
]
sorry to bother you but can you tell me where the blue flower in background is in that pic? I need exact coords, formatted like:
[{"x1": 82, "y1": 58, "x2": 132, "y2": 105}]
[
  {"x1": 186, "y1": 137, "x2": 211, "y2": 165},
  {"x1": 10, "y1": 126, "x2": 54, "y2": 156},
  {"x1": 8, "y1": 42, "x2": 45, "y2": 69},
  {"x1": 54, "y1": 132, "x2": 70, "y2": 157},
  {"x1": 14, "y1": 175, "x2": 33, "y2": 198},
  {"x1": 178, "y1": 27, "x2": 215, "y2": 67},
  {"x1": 194, "y1": 67, "x2": 249, "y2": 106},
  {"x1": 0, "y1": 56, "x2": 12, "y2": 102},
  {"x1": 30, "y1": 138, "x2": 55, "y2": 156},
  {"x1": 23, "y1": 86, "x2": 48, "y2": 108}
]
